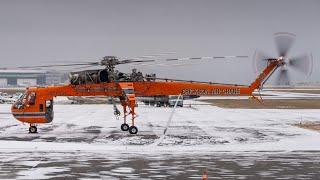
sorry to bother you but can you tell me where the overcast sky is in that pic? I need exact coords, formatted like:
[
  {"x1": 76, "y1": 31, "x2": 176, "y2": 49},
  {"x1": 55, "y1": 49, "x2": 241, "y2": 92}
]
[{"x1": 0, "y1": 0, "x2": 319, "y2": 84}]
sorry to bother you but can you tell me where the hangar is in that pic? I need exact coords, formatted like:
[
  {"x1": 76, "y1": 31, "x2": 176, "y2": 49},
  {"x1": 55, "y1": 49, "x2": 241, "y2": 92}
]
[{"x1": 0, "y1": 70, "x2": 46, "y2": 87}]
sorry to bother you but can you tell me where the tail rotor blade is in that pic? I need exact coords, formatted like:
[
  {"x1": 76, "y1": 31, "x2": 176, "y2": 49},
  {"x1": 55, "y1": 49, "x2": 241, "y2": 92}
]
[
  {"x1": 276, "y1": 68, "x2": 291, "y2": 85},
  {"x1": 253, "y1": 50, "x2": 272, "y2": 73},
  {"x1": 274, "y1": 32, "x2": 296, "y2": 57},
  {"x1": 288, "y1": 53, "x2": 313, "y2": 76}
]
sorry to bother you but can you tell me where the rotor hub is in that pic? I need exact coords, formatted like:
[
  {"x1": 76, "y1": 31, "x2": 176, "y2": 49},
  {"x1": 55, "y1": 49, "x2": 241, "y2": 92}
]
[
  {"x1": 277, "y1": 56, "x2": 286, "y2": 66},
  {"x1": 101, "y1": 56, "x2": 119, "y2": 66}
]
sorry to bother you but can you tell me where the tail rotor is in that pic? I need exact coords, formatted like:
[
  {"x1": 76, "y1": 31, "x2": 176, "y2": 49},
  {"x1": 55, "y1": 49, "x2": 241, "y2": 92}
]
[{"x1": 253, "y1": 32, "x2": 313, "y2": 86}]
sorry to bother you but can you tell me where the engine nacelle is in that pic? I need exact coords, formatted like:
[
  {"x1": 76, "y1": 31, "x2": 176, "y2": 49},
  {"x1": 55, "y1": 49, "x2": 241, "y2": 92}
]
[{"x1": 69, "y1": 69, "x2": 109, "y2": 85}]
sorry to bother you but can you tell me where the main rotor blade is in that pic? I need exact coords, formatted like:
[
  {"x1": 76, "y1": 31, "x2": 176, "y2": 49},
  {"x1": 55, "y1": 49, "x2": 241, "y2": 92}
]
[
  {"x1": 276, "y1": 68, "x2": 291, "y2": 85},
  {"x1": 274, "y1": 32, "x2": 296, "y2": 57},
  {"x1": 252, "y1": 50, "x2": 273, "y2": 73},
  {"x1": 139, "y1": 61, "x2": 198, "y2": 68},
  {"x1": 166, "y1": 56, "x2": 248, "y2": 61},
  {"x1": 137, "y1": 56, "x2": 248, "y2": 68},
  {"x1": 134, "y1": 55, "x2": 248, "y2": 68},
  {"x1": 73, "y1": 64, "x2": 100, "y2": 70},
  {"x1": 119, "y1": 59, "x2": 155, "y2": 64},
  {"x1": 135, "y1": 52, "x2": 177, "y2": 59},
  {"x1": 288, "y1": 53, "x2": 313, "y2": 76},
  {"x1": 17, "y1": 62, "x2": 99, "y2": 69}
]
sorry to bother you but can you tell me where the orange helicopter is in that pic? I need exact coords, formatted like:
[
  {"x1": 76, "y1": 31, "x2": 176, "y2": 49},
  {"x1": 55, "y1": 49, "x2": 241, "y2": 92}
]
[{"x1": 11, "y1": 33, "x2": 313, "y2": 134}]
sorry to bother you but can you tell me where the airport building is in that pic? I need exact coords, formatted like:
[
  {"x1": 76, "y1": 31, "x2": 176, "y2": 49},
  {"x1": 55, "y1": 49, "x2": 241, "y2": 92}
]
[{"x1": 0, "y1": 69, "x2": 66, "y2": 87}]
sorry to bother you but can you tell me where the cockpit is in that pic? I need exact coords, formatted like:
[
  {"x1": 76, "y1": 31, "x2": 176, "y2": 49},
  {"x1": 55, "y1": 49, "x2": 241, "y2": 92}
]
[
  {"x1": 11, "y1": 90, "x2": 54, "y2": 124},
  {"x1": 13, "y1": 91, "x2": 36, "y2": 109}
]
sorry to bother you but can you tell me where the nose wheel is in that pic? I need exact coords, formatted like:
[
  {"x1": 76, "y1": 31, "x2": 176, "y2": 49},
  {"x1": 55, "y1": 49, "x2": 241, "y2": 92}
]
[{"x1": 29, "y1": 125, "x2": 37, "y2": 133}]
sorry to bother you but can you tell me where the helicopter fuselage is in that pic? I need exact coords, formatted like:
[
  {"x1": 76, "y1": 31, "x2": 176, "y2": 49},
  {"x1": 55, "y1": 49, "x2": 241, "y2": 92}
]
[{"x1": 11, "y1": 59, "x2": 280, "y2": 132}]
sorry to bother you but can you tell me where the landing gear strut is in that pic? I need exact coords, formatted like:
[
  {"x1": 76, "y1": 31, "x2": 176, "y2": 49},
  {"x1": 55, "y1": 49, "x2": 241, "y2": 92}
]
[
  {"x1": 118, "y1": 84, "x2": 139, "y2": 134},
  {"x1": 29, "y1": 125, "x2": 37, "y2": 133},
  {"x1": 120, "y1": 98, "x2": 139, "y2": 134},
  {"x1": 118, "y1": 83, "x2": 140, "y2": 134}
]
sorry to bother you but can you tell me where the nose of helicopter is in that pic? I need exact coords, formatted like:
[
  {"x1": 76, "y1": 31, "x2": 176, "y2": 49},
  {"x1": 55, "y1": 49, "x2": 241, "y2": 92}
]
[{"x1": 11, "y1": 103, "x2": 48, "y2": 124}]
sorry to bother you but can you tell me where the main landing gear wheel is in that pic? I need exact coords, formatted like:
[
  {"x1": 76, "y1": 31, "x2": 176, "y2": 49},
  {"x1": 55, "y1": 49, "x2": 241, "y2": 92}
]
[
  {"x1": 129, "y1": 126, "x2": 138, "y2": 134},
  {"x1": 29, "y1": 126, "x2": 37, "y2": 133},
  {"x1": 121, "y1": 123, "x2": 129, "y2": 131}
]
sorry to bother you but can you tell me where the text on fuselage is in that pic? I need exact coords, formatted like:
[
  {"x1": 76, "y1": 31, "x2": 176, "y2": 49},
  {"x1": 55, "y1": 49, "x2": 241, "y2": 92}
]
[{"x1": 182, "y1": 88, "x2": 241, "y2": 95}]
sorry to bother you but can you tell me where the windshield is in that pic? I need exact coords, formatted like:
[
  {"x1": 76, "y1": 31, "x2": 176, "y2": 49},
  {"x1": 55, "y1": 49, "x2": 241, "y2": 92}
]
[
  {"x1": 13, "y1": 92, "x2": 27, "y2": 109},
  {"x1": 17, "y1": 93, "x2": 24, "y2": 101}
]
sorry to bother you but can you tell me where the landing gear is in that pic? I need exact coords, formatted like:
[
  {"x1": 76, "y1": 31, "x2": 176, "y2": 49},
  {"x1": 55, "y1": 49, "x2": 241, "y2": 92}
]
[
  {"x1": 29, "y1": 125, "x2": 37, "y2": 133},
  {"x1": 129, "y1": 126, "x2": 138, "y2": 134},
  {"x1": 119, "y1": 83, "x2": 139, "y2": 134},
  {"x1": 121, "y1": 123, "x2": 129, "y2": 131},
  {"x1": 120, "y1": 99, "x2": 138, "y2": 134}
]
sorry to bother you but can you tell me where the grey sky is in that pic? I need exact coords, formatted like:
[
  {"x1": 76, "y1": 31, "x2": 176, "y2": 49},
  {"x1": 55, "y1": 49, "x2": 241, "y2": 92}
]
[{"x1": 0, "y1": 0, "x2": 319, "y2": 85}]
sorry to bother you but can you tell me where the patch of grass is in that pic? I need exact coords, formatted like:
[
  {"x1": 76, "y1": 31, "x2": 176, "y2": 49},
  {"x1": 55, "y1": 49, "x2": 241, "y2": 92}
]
[
  {"x1": 294, "y1": 121, "x2": 320, "y2": 132},
  {"x1": 202, "y1": 99, "x2": 320, "y2": 109}
]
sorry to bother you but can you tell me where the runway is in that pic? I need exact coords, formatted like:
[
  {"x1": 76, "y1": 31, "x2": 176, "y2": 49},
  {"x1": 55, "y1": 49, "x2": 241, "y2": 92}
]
[{"x1": 1, "y1": 151, "x2": 320, "y2": 179}]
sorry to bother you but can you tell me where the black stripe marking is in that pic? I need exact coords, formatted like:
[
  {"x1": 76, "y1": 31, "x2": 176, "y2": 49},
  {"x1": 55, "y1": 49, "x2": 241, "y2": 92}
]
[{"x1": 13, "y1": 113, "x2": 46, "y2": 117}]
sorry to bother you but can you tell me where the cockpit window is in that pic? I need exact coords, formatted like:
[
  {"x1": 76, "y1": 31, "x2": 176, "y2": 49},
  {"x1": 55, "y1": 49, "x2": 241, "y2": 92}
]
[
  {"x1": 22, "y1": 94, "x2": 27, "y2": 103},
  {"x1": 28, "y1": 92, "x2": 36, "y2": 105},
  {"x1": 46, "y1": 100, "x2": 52, "y2": 108},
  {"x1": 14, "y1": 93, "x2": 27, "y2": 109},
  {"x1": 17, "y1": 93, "x2": 24, "y2": 101}
]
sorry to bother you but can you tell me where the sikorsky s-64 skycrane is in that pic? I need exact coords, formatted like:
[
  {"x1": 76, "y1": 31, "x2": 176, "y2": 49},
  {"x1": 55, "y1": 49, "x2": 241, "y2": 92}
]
[{"x1": 11, "y1": 33, "x2": 313, "y2": 134}]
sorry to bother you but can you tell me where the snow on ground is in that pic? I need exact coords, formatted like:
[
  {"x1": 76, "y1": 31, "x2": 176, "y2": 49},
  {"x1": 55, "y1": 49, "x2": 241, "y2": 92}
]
[
  {"x1": 3, "y1": 150, "x2": 320, "y2": 179},
  {"x1": 0, "y1": 100, "x2": 320, "y2": 153},
  {"x1": 1, "y1": 91, "x2": 320, "y2": 179}
]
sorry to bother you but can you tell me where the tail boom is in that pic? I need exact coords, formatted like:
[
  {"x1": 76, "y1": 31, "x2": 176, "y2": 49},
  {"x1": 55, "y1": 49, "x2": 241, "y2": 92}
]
[{"x1": 250, "y1": 60, "x2": 280, "y2": 90}]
